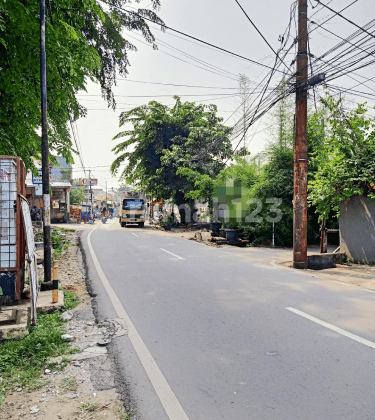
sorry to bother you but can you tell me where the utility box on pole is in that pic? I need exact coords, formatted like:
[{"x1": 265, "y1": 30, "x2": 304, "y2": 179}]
[{"x1": 0, "y1": 156, "x2": 26, "y2": 303}]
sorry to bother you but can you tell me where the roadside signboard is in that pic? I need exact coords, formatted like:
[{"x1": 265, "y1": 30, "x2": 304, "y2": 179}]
[
  {"x1": 20, "y1": 195, "x2": 39, "y2": 326},
  {"x1": 32, "y1": 169, "x2": 42, "y2": 185},
  {"x1": 32, "y1": 168, "x2": 51, "y2": 185},
  {"x1": 76, "y1": 178, "x2": 98, "y2": 186}
]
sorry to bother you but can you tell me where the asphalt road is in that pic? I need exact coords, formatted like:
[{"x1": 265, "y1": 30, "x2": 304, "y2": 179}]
[{"x1": 81, "y1": 220, "x2": 375, "y2": 420}]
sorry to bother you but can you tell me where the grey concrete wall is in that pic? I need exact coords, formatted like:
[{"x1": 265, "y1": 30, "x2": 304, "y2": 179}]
[{"x1": 339, "y1": 195, "x2": 375, "y2": 263}]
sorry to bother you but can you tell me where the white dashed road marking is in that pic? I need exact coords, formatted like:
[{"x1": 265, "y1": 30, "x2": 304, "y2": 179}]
[
  {"x1": 286, "y1": 307, "x2": 375, "y2": 350},
  {"x1": 332, "y1": 280, "x2": 351, "y2": 286},
  {"x1": 160, "y1": 248, "x2": 185, "y2": 260}
]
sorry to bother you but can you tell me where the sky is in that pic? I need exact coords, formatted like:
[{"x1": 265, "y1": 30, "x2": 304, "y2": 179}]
[{"x1": 71, "y1": 0, "x2": 375, "y2": 189}]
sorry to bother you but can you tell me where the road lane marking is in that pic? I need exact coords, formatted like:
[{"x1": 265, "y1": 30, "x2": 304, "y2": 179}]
[
  {"x1": 87, "y1": 228, "x2": 190, "y2": 420},
  {"x1": 331, "y1": 281, "x2": 375, "y2": 295},
  {"x1": 270, "y1": 261, "x2": 375, "y2": 295},
  {"x1": 332, "y1": 280, "x2": 351, "y2": 286},
  {"x1": 132, "y1": 233, "x2": 139, "y2": 237},
  {"x1": 363, "y1": 288, "x2": 375, "y2": 294},
  {"x1": 160, "y1": 248, "x2": 185, "y2": 260},
  {"x1": 286, "y1": 307, "x2": 375, "y2": 350}
]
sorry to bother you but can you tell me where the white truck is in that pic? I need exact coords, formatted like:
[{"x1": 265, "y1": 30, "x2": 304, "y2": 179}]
[{"x1": 120, "y1": 191, "x2": 146, "y2": 227}]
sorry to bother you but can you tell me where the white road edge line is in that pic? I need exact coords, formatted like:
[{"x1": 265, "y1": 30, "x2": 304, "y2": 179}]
[
  {"x1": 132, "y1": 233, "x2": 139, "y2": 237},
  {"x1": 270, "y1": 261, "x2": 375, "y2": 296},
  {"x1": 363, "y1": 288, "x2": 375, "y2": 294},
  {"x1": 332, "y1": 280, "x2": 351, "y2": 286},
  {"x1": 286, "y1": 307, "x2": 375, "y2": 350},
  {"x1": 87, "y1": 228, "x2": 190, "y2": 420},
  {"x1": 160, "y1": 248, "x2": 185, "y2": 260}
]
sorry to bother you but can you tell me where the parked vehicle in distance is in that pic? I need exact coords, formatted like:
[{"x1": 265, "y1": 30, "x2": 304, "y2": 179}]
[
  {"x1": 120, "y1": 191, "x2": 146, "y2": 227},
  {"x1": 81, "y1": 204, "x2": 93, "y2": 221}
]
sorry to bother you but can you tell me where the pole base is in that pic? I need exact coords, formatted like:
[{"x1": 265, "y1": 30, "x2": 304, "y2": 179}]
[
  {"x1": 52, "y1": 289, "x2": 59, "y2": 303},
  {"x1": 293, "y1": 261, "x2": 308, "y2": 269}
]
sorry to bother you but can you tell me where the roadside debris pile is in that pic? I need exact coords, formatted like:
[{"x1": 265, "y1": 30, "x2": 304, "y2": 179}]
[{"x1": 190, "y1": 229, "x2": 248, "y2": 247}]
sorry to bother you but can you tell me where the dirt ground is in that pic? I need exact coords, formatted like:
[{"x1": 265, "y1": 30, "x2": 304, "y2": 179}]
[
  {"x1": 303, "y1": 263, "x2": 375, "y2": 290},
  {"x1": 0, "y1": 229, "x2": 129, "y2": 420}
]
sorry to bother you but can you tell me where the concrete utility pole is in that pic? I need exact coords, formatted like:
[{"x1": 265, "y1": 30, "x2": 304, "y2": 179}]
[
  {"x1": 40, "y1": 0, "x2": 52, "y2": 282},
  {"x1": 293, "y1": 0, "x2": 308, "y2": 269}
]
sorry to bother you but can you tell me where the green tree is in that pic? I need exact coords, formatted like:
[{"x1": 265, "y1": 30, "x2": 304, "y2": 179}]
[
  {"x1": 243, "y1": 146, "x2": 295, "y2": 245},
  {"x1": 111, "y1": 97, "x2": 233, "y2": 215},
  {"x1": 268, "y1": 81, "x2": 294, "y2": 149},
  {"x1": 58, "y1": 168, "x2": 73, "y2": 183},
  {"x1": 0, "y1": 0, "x2": 163, "y2": 169},
  {"x1": 309, "y1": 96, "x2": 375, "y2": 219},
  {"x1": 237, "y1": 102, "x2": 326, "y2": 245},
  {"x1": 70, "y1": 186, "x2": 86, "y2": 205}
]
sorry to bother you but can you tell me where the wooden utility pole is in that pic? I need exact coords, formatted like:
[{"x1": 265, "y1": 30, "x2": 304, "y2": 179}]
[
  {"x1": 293, "y1": 0, "x2": 308, "y2": 269},
  {"x1": 40, "y1": 0, "x2": 52, "y2": 282},
  {"x1": 89, "y1": 170, "x2": 93, "y2": 217}
]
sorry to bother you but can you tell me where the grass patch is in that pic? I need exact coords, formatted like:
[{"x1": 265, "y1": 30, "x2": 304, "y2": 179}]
[
  {"x1": 0, "y1": 311, "x2": 72, "y2": 405},
  {"x1": 120, "y1": 407, "x2": 133, "y2": 420},
  {"x1": 60, "y1": 377, "x2": 77, "y2": 391},
  {"x1": 46, "y1": 356, "x2": 72, "y2": 373},
  {"x1": 35, "y1": 227, "x2": 75, "y2": 260},
  {"x1": 79, "y1": 402, "x2": 98, "y2": 412},
  {"x1": 35, "y1": 231, "x2": 43, "y2": 242},
  {"x1": 27, "y1": 379, "x2": 52, "y2": 392},
  {"x1": 53, "y1": 227, "x2": 75, "y2": 233},
  {"x1": 25, "y1": 277, "x2": 44, "y2": 286},
  {"x1": 51, "y1": 228, "x2": 71, "y2": 260},
  {"x1": 63, "y1": 290, "x2": 80, "y2": 310}
]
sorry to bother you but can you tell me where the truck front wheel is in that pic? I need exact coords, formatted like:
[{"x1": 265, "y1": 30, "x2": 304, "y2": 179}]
[
  {"x1": 138, "y1": 222, "x2": 145, "y2": 228},
  {"x1": 121, "y1": 222, "x2": 125, "y2": 227}
]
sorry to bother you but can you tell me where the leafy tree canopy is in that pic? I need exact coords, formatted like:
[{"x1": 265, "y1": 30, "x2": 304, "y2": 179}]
[
  {"x1": 70, "y1": 185, "x2": 86, "y2": 205},
  {"x1": 0, "y1": 0, "x2": 163, "y2": 168},
  {"x1": 308, "y1": 96, "x2": 375, "y2": 219},
  {"x1": 180, "y1": 156, "x2": 258, "y2": 206},
  {"x1": 111, "y1": 97, "x2": 233, "y2": 205}
]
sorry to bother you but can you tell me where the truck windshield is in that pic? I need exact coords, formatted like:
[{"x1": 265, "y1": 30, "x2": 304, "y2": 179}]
[{"x1": 123, "y1": 199, "x2": 144, "y2": 210}]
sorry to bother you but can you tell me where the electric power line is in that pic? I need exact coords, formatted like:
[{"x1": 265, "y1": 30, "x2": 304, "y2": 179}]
[
  {"x1": 116, "y1": 79, "x2": 238, "y2": 89},
  {"x1": 308, "y1": 0, "x2": 359, "y2": 37},
  {"x1": 314, "y1": 0, "x2": 375, "y2": 40},
  {"x1": 98, "y1": 0, "x2": 288, "y2": 74},
  {"x1": 233, "y1": 0, "x2": 292, "y2": 72},
  {"x1": 124, "y1": 32, "x2": 239, "y2": 82}
]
